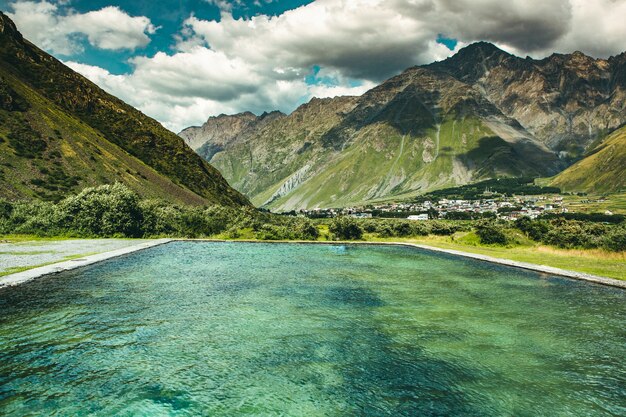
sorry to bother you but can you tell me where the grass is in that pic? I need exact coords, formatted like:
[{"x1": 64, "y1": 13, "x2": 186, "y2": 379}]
[
  {"x1": 367, "y1": 232, "x2": 626, "y2": 281},
  {"x1": 1, "y1": 235, "x2": 73, "y2": 243},
  {"x1": 0, "y1": 252, "x2": 97, "y2": 277},
  {"x1": 560, "y1": 193, "x2": 626, "y2": 215},
  {"x1": 0, "y1": 251, "x2": 53, "y2": 255},
  {"x1": 549, "y1": 126, "x2": 626, "y2": 194},
  {"x1": 0, "y1": 266, "x2": 34, "y2": 276},
  {"x1": 1, "y1": 233, "x2": 624, "y2": 282}
]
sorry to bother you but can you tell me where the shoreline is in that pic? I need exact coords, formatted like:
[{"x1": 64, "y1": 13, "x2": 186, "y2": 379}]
[
  {"x1": 185, "y1": 239, "x2": 626, "y2": 289},
  {"x1": 0, "y1": 238, "x2": 623, "y2": 290},
  {"x1": 0, "y1": 239, "x2": 172, "y2": 289}
]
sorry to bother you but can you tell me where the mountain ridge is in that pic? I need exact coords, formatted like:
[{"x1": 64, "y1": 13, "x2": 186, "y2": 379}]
[
  {"x1": 181, "y1": 41, "x2": 625, "y2": 211},
  {"x1": 0, "y1": 12, "x2": 249, "y2": 206},
  {"x1": 428, "y1": 42, "x2": 625, "y2": 156}
]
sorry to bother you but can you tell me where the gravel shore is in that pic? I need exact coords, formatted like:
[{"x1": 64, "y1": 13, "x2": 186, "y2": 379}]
[{"x1": 0, "y1": 239, "x2": 152, "y2": 275}]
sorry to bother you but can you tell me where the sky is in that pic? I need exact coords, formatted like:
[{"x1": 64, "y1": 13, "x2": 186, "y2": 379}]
[{"x1": 1, "y1": 0, "x2": 625, "y2": 132}]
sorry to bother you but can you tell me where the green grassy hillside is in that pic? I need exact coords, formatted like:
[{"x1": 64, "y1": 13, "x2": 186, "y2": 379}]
[
  {"x1": 0, "y1": 12, "x2": 248, "y2": 206},
  {"x1": 209, "y1": 68, "x2": 560, "y2": 211},
  {"x1": 550, "y1": 125, "x2": 626, "y2": 193}
]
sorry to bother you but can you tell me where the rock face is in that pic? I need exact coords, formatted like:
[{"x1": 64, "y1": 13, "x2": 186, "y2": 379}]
[
  {"x1": 181, "y1": 42, "x2": 626, "y2": 211},
  {"x1": 0, "y1": 12, "x2": 249, "y2": 206},
  {"x1": 179, "y1": 111, "x2": 285, "y2": 161},
  {"x1": 429, "y1": 42, "x2": 626, "y2": 159}
]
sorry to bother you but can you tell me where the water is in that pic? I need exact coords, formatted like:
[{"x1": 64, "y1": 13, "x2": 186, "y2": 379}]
[{"x1": 0, "y1": 242, "x2": 624, "y2": 416}]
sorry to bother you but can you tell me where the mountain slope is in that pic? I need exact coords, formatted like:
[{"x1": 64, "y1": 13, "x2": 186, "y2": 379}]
[
  {"x1": 181, "y1": 42, "x2": 624, "y2": 211},
  {"x1": 179, "y1": 111, "x2": 285, "y2": 161},
  {"x1": 205, "y1": 68, "x2": 560, "y2": 210},
  {"x1": 428, "y1": 42, "x2": 626, "y2": 159},
  {"x1": 549, "y1": 125, "x2": 626, "y2": 193},
  {"x1": 0, "y1": 12, "x2": 249, "y2": 206}
]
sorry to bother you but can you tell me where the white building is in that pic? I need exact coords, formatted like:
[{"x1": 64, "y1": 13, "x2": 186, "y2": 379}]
[{"x1": 407, "y1": 214, "x2": 429, "y2": 221}]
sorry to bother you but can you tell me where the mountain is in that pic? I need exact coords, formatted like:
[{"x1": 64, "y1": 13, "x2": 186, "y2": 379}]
[
  {"x1": 549, "y1": 125, "x2": 626, "y2": 193},
  {"x1": 0, "y1": 12, "x2": 249, "y2": 206},
  {"x1": 179, "y1": 111, "x2": 285, "y2": 161},
  {"x1": 428, "y1": 42, "x2": 626, "y2": 159},
  {"x1": 192, "y1": 65, "x2": 561, "y2": 211},
  {"x1": 182, "y1": 43, "x2": 625, "y2": 211}
]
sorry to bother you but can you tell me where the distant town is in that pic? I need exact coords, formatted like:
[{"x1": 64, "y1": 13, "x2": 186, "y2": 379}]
[{"x1": 296, "y1": 193, "x2": 615, "y2": 221}]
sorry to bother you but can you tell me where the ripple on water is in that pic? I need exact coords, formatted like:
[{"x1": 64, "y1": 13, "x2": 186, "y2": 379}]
[{"x1": 0, "y1": 242, "x2": 624, "y2": 416}]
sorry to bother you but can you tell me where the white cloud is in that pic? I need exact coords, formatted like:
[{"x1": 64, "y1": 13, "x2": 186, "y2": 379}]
[
  {"x1": 36, "y1": 0, "x2": 626, "y2": 132},
  {"x1": 64, "y1": 7, "x2": 157, "y2": 51},
  {"x1": 6, "y1": 1, "x2": 157, "y2": 55},
  {"x1": 64, "y1": 60, "x2": 308, "y2": 133},
  {"x1": 553, "y1": 0, "x2": 626, "y2": 57}
]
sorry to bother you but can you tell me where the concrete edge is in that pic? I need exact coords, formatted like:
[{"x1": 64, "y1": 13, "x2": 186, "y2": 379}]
[
  {"x1": 180, "y1": 239, "x2": 626, "y2": 289},
  {"x1": 0, "y1": 239, "x2": 173, "y2": 289},
  {"x1": 0, "y1": 238, "x2": 623, "y2": 290},
  {"x1": 395, "y1": 243, "x2": 626, "y2": 289}
]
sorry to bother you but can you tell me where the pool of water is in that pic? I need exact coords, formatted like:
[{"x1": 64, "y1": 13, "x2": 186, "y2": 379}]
[{"x1": 0, "y1": 242, "x2": 624, "y2": 416}]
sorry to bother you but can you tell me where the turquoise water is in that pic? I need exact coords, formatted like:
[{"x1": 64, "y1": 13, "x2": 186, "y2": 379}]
[{"x1": 0, "y1": 242, "x2": 624, "y2": 416}]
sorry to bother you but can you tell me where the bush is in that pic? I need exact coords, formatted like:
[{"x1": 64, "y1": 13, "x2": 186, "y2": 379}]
[
  {"x1": 542, "y1": 221, "x2": 606, "y2": 249},
  {"x1": 0, "y1": 199, "x2": 12, "y2": 219},
  {"x1": 255, "y1": 224, "x2": 292, "y2": 240},
  {"x1": 601, "y1": 226, "x2": 626, "y2": 252},
  {"x1": 139, "y1": 201, "x2": 182, "y2": 236},
  {"x1": 329, "y1": 217, "x2": 363, "y2": 240},
  {"x1": 293, "y1": 219, "x2": 319, "y2": 240},
  {"x1": 429, "y1": 221, "x2": 469, "y2": 236},
  {"x1": 476, "y1": 222, "x2": 509, "y2": 245},
  {"x1": 5, "y1": 201, "x2": 61, "y2": 236},
  {"x1": 515, "y1": 217, "x2": 552, "y2": 241},
  {"x1": 59, "y1": 183, "x2": 142, "y2": 237}
]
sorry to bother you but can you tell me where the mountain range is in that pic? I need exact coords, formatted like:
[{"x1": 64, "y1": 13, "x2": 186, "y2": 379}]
[
  {"x1": 180, "y1": 42, "x2": 625, "y2": 211},
  {"x1": 0, "y1": 12, "x2": 248, "y2": 207}
]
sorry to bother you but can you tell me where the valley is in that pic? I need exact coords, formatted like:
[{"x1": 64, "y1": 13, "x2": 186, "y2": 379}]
[{"x1": 180, "y1": 43, "x2": 625, "y2": 212}]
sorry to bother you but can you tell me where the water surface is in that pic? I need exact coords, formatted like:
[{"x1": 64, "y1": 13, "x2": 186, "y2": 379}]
[{"x1": 0, "y1": 242, "x2": 624, "y2": 416}]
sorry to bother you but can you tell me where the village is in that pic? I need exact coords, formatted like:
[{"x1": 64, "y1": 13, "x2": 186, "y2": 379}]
[{"x1": 298, "y1": 194, "x2": 579, "y2": 220}]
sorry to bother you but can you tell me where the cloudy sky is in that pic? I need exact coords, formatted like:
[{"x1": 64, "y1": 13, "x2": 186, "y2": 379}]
[{"x1": 1, "y1": 0, "x2": 625, "y2": 132}]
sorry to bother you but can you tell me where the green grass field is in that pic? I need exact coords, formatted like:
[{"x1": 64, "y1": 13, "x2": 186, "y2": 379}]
[
  {"x1": 2, "y1": 231, "x2": 624, "y2": 281},
  {"x1": 368, "y1": 232, "x2": 626, "y2": 280},
  {"x1": 560, "y1": 193, "x2": 626, "y2": 215}
]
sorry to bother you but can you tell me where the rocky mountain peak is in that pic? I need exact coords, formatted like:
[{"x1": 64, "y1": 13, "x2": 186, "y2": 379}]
[
  {"x1": 456, "y1": 41, "x2": 510, "y2": 58},
  {"x1": 427, "y1": 41, "x2": 517, "y2": 84},
  {"x1": 178, "y1": 110, "x2": 288, "y2": 160},
  {"x1": 177, "y1": 40, "x2": 625, "y2": 210}
]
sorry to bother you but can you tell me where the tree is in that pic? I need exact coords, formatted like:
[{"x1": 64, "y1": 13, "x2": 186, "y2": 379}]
[
  {"x1": 59, "y1": 183, "x2": 143, "y2": 237},
  {"x1": 329, "y1": 216, "x2": 363, "y2": 240}
]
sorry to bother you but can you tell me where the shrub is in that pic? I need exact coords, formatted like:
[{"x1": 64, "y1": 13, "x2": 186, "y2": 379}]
[
  {"x1": 255, "y1": 224, "x2": 292, "y2": 240},
  {"x1": 601, "y1": 226, "x2": 626, "y2": 252},
  {"x1": 0, "y1": 199, "x2": 12, "y2": 219},
  {"x1": 515, "y1": 217, "x2": 552, "y2": 241},
  {"x1": 329, "y1": 216, "x2": 363, "y2": 240},
  {"x1": 293, "y1": 219, "x2": 319, "y2": 240},
  {"x1": 377, "y1": 223, "x2": 395, "y2": 238},
  {"x1": 139, "y1": 200, "x2": 182, "y2": 236},
  {"x1": 542, "y1": 221, "x2": 607, "y2": 249},
  {"x1": 429, "y1": 221, "x2": 468, "y2": 236},
  {"x1": 476, "y1": 222, "x2": 509, "y2": 245},
  {"x1": 59, "y1": 183, "x2": 142, "y2": 237},
  {"x1": 393, "y1": 221, "x2": 413, "y2": 237}
]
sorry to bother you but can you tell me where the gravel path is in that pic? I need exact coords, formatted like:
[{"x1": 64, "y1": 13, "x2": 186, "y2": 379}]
[{"x1": 0, "y1": 239, "x2": 151, "y2": 275}]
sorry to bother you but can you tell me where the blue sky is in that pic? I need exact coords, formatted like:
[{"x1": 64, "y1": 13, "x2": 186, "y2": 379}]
[
  {"x1": 1, "y1": 0, "x2": 315, "y2": 74},
  {"x1": 1, "y1": 0, "x2": 623, "y2": 132},
  {"x1": 70, "y1": 0, "x2": 317, "y2": 74}
]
